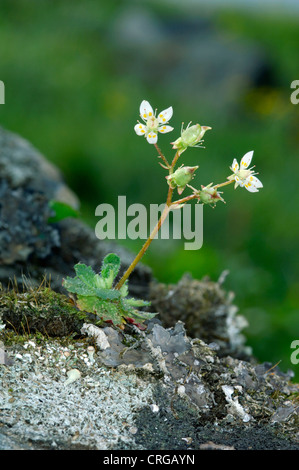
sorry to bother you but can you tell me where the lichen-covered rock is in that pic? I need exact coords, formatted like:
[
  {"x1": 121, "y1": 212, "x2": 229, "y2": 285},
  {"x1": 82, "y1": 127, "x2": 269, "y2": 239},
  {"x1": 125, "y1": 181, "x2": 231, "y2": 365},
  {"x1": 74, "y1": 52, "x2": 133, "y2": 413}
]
[
  {"x1": 0, "y1": 180, "x2": 60, "y2": 263},
  {"x1": 0, "y1": 320, "x2": 298, "y2": 450},
  {"x1": 85, "y1": 320, "x2": 299, "y2": 447},
  {"x1": 149, "y1": 273, "x2": 250, "y2": 359}
]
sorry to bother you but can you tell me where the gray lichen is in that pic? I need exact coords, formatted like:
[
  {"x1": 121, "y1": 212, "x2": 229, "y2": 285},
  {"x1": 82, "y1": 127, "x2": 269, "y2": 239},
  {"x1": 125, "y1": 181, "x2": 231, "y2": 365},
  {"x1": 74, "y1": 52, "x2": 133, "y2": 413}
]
[
  {"x1": 0, "y1": 337, "x2": 155, "y2": 450},
  {"x1": 0, "y1": 180, "x2": 60, "y2": 263},
  {"x1": 1, "y1": 319, "x2": 298, "y2": 450}
]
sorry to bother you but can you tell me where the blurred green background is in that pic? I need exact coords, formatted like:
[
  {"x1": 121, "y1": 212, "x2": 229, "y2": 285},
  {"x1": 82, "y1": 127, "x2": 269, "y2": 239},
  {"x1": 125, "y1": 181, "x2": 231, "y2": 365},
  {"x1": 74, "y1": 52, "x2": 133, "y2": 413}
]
[{"x1": 1, "y1": 0, "x2": 299, "y2": 378}]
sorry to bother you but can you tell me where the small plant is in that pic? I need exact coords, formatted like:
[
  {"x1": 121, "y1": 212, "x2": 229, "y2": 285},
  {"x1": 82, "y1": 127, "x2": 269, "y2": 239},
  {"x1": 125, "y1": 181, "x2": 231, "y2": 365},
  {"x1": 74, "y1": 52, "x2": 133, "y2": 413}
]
[
  {"x1": 64, "y1": 99, "x2": 263, "y2": 329},
  {"x1": 63, "y1": 253, "x2": 155, "y2": 329}
]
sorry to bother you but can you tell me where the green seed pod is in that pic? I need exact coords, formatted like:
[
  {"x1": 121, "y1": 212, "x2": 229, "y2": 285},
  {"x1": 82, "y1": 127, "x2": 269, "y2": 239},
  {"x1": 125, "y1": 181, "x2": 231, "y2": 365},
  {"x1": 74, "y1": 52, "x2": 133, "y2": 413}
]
[
  {"x1": 198, "y1": 184, "x2": 225, "y2": 207},
  {"x1": 166, "y1": 166, "x2": 198, "y2": 194},
  {"x1": 171, "y1": 124, "x2": 211, "y2": 155}
]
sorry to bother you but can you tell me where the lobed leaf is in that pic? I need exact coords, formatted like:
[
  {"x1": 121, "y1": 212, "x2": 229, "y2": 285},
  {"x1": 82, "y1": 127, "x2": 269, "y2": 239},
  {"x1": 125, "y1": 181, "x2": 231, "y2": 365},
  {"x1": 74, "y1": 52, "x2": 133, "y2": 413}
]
[
  {"x1": 63, "y1": 263, "x2": 121, "y2": 300},
  {"x1": 126, "y1": 309, "x2": 157, "y2": 322},
  {"x1": 76, "y1": 295, "x2": 124, "y2": 325},
  {"x1": 101, "y1": 253, "x2": 121, "y2": 285},
  {"x1": 125, "y1": 297, "x2": 151, "y2": 307},
  {"x1": 63, "y1": 257, "x2": 157, "y2": 328}
]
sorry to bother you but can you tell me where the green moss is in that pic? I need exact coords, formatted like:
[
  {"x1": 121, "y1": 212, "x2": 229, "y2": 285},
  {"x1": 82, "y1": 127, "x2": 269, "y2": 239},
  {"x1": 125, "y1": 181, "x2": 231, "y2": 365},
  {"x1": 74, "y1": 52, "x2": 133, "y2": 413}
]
[{"x1": 0, "y1": 285, "x2": 89, "y2": 338}]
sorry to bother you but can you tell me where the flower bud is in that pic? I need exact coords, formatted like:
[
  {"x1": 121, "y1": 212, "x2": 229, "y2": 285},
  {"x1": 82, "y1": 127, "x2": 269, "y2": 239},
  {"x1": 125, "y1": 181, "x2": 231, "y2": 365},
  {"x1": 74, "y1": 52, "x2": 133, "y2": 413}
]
[
  {"x1": 166, "y1": 166, "x2": 198, "y2": 195},
  {"x1": 198, "y1": 184, "x2": 225, "y2": 207},
  {"x1": 171, "y1": 123, "x2": 211, "y2": 155}
]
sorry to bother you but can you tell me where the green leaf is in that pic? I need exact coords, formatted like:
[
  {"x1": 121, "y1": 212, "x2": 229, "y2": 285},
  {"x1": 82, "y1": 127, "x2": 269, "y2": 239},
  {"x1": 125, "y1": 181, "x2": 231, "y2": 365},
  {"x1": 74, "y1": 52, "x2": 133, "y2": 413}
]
[
  {"x1": 101, "y1": 253, "x2": 121, "y2": 286},
  {"x1": 48, "y1": 200, "x2": 79, "y2": 223},
  {"x1": 119, "y1": 280, "x2": 129, "y2": 298},
  {"x1": 74, "y1": 263, "x2": 98, "y2": 290},
  {"x1": 76, "y1": 296, "x2": 123, "y2": 325},
  {"x1": 125, "y1": 308, "x2": 157, "y2": 323},
  {"x1": 63, "y1": 259, "x2": 157, "y2": 328},
  {"x1": 63, "y1": 275, "x2": 94, "y2": 296},
  {"x1": 63, "y1": 264, "x2": 98, "y2": 296},
  {"x1": 121, "y1": 299, "x2": 156, "y2": 322},
  {"x1": 125, "y1": 297, "x2": 151, "y2": 307},
  {"x1": 94, "y1": 288, "x2": 121, "y2": 301},
  {"x1": 63, "y1": 263, "x2": 121, "y2": 300}
]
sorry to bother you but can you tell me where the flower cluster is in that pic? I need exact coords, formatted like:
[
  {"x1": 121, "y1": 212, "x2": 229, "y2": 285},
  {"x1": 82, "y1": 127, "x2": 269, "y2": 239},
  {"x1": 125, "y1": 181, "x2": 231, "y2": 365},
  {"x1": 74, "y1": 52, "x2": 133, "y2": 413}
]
[{"x1": 134, "y1": 99, "x2": 263, "y2": 203}]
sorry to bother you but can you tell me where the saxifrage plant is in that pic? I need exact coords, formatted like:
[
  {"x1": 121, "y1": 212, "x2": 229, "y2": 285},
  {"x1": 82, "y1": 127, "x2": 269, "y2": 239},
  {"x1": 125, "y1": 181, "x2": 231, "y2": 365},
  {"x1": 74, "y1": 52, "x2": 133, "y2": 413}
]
[{"x1": 63, "y1": 100, "x2": 263, "y2": 329}]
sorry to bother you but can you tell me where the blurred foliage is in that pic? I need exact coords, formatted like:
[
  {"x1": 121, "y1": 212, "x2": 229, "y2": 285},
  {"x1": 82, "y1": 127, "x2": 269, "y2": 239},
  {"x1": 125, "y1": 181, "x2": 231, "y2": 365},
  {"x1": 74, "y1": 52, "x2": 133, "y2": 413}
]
[{"x1": 0, "y1": 0, "x2": 299, "y2": 378}]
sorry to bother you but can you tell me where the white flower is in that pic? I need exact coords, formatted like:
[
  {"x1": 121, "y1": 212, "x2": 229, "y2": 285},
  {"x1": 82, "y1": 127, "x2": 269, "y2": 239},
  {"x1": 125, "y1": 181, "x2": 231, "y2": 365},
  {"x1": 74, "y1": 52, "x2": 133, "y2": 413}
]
[
  {"x1": 134, "y1": 100, "x2": 173, "y2": 144},
  {"x1": 228, "y1": 151, "x2": 263, "y2": 193}
]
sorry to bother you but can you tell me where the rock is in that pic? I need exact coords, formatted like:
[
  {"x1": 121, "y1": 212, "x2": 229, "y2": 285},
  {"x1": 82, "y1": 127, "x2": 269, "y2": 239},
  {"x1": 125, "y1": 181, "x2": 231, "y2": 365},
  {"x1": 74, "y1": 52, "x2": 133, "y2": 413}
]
[
  {"x1": 149, "y1": 273, "x2": 250, "y2": 359},
  {"x1": 0, "y1": 179, "x2": 60, "y2": 264},
  {"x1": 80, "y1": 323, "x2": 110, "y2": 350},
  {"x1": 0, "y1": 343, "x2": 14, "y2": 366},
  {"x1": 0, "y1": 320, "x2": 298, "y2": 450},
  {"x1": 199, "y1": 441, "x2": 236, "y2": 450}
]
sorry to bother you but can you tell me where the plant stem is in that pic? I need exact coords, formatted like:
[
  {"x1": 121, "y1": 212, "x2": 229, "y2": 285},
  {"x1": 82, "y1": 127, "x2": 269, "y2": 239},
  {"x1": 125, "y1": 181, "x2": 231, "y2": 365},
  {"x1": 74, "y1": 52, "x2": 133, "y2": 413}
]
[
  {"x1": 170, "y1": 151, "x2": 180, "y2": 172},
  {"x1": 214, "y1": 179, "x2": 235, "y2": 189},
  {"x1": 166, "y1": 186, "x2": 173, "y2": 206},
  {"x1": 115, "y1": 151, "x2": 183, "y2": 290},
  {"x1": 154, "y1": 143, "x2": 171, "y2": 169},
  {"x1": 171, "y1": 193, "x2": 198, "y2": 206},
  {"x1": 115, "y1": 186, "x2": 173, "y2": 290}
]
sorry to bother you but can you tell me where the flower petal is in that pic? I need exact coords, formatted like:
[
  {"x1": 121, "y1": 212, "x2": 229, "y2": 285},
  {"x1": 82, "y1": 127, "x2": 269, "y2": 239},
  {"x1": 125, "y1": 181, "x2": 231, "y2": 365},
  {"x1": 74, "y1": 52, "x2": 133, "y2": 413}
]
[
  {"x1": 139, "y1": 100, "x2": 154, "y2": 121},
  {"x1": 244, "y1": 181, "x2": 259, "y2": 192},
  {"x1": 240, "y1": 150, "x2": 254, "y2": 169},
  {"x1": 157, "y1": 106, "x2": 173, "y2": 124},
  {"x1": 250, "y1": 175, "x2": 263, "y2": 188},
  {"x1": 158, "y1": 125, "x2": 174, "y2": 134},
  {"x1": 231, "y1": 158, "x2": 239, "y2": 173},
  {"x1": 245, "y1": 175, "x2": 263, "y2": 192},
  {"x1": 146, "y1": 132, "x2": 158, "y2": 144},
  {"x1": 134, "y1": 123, "x2": 147, "y2": 136}
]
